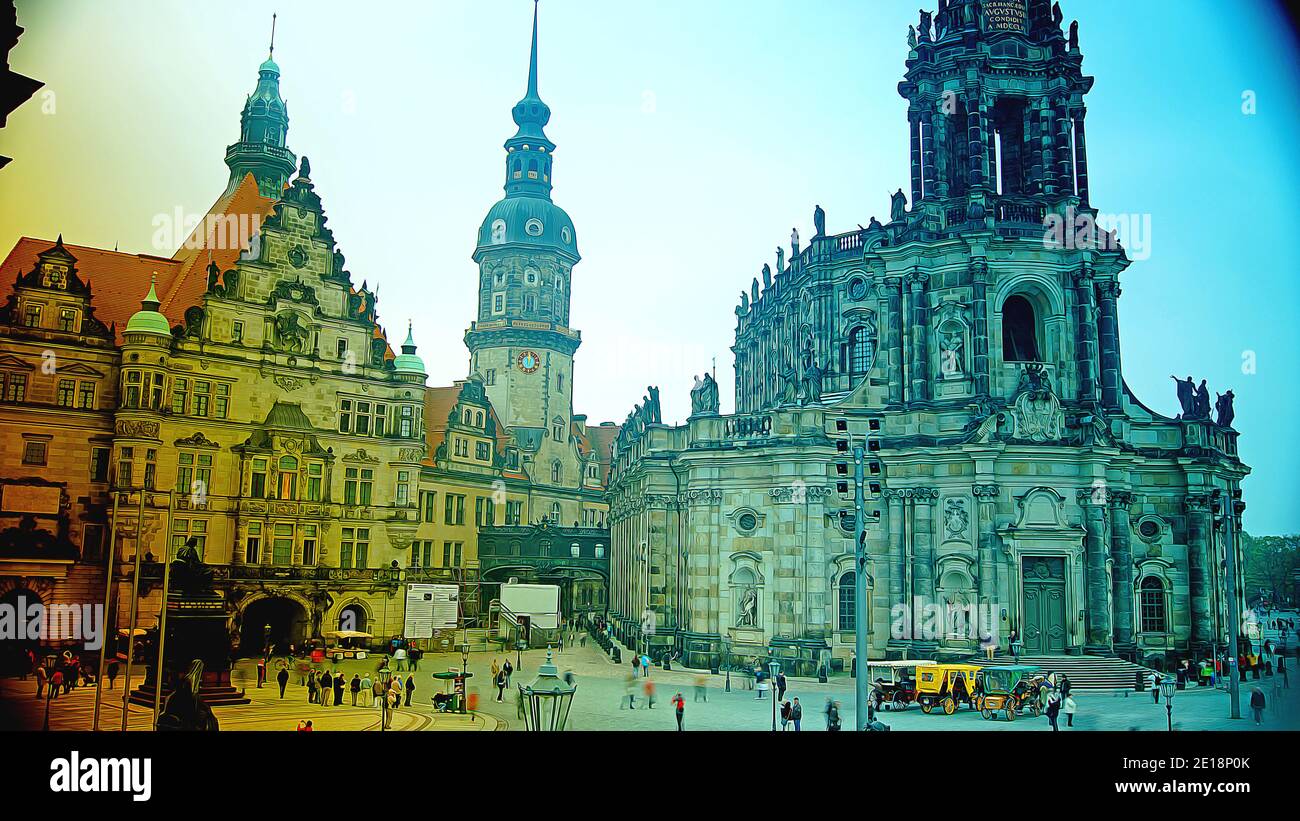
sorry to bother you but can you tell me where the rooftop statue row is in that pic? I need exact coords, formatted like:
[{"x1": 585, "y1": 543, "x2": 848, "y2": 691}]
[{"x1": 1171, "y1": 376, "x2": 1235, "y2": 428}]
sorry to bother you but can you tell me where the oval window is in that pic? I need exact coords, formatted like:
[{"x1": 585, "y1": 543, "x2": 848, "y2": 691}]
[
  {"x1": 738, "y1": 512, "x2": 758, "y2": 532},
  {"x1": 525, "y1": 219, "x2": 544, "y2": 237},
  {"x1": 849, "y1": 278, "x2": 867, "y2": 300}
]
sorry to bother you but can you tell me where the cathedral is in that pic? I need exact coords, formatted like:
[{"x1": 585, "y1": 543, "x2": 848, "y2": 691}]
[
  {"x1": 0, "y1": 4, "x2": 611, "y2": 664},
  {"x1": 606, "y1": 0, "x2": 1249, "y2": 674}
]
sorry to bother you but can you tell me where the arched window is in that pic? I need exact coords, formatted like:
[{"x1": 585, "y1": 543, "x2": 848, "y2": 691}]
[
  {"x1": 277, "y1": 455, "x2": 298, "y2": 500},
  {"x1": 846, "y1": 326, "x2": 872, "y2": 375},
  {"x1": 1139, "y1": 576, "x2": 1167, "y2": 633},
  {"x1": 551, "y1": 460, "x2": 562, "y2": 484},
  {"x1": 1001, "y1": 295, "x2": 1040, "y2": 362},
  {"x1": 838, "y1": 571, "x2": 856, "y2": 630},
  {"x1": 550, "y1": 501, "x2": 561, "y2": 522}
]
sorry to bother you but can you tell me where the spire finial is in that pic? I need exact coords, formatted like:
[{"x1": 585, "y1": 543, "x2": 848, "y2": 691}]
[
  {"x1": 269, "y1": 12, "x2": 277, "y2": 58},
  {"x1": 527, "y1": 0, "x2": 540, "y2": 98}
]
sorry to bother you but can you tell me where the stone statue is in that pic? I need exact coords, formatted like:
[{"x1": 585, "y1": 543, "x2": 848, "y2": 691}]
[
  {"x1": 1215, "y1": 390, "x2": 1236, "y2": 428},
  {"x1": 776, "y1": 246, "x2": 785, "y2": 273},
  {"x1": 791, "y1": 227, "x2": 800, "y2": 254},
  {"x1": 1171, "y1": 375, "x2": 1195, "y2": 418},
  {"x1": 890, "y1": 189, "x2": 907, "y2": 223},
  {"x1": 1052, "y1": 2, "x2": 1064, "y2": 28},
  {"x1": 646, "y1": 385, "x2": 661, "y2": 424},
  {"x1": 762, "y1": 264, "x2": 772, "y2": 290},
  {"x1": 868, "y1": 216, "x2": 883, "y2": 231},
  {"x1": 156, "y1": 659, "x2": 219, "y2": 732},
  {"x1": 1194, "y1": 379, "x2": 1211, "y2": 420},
  {"x1": 690, "y1": 373, "x2": 720, "y2": 416},
  {"x1": 740, "y1": 291, "x2": 749, "y2": 312},
  {"x1": 907, "y1": 24, "x2": 917, "y2": 50},
  {"x1": 779, "y1": 360, "x2": 800, "y2": 405},
  {"x1": 171, "y1": 536, "x2": 215, "y2": 597},
  {"x1": 919, "y1": 9, "x2": 932, "y2": 40},
  {"x1": 940, "y1": 329, "x2": 965, "y2": 377},
  {"x1": 813, "y1": 204, "x2": 826, "y2": 237},
  {"x1": 274, "y1": 310, "x2": 309, "y2": 354},
  {"x1": 751, "y1": 278, "x2": 760, "y2": 304},
  {"x1": 737, "y1": 587, "x2": 758, "y2": 628},
  {"x1": 1069, "y1": 20, "x2": 1079, "y2": 50},
  {"x1": 802, "y1": 357, "x2": 824, "y2": 404}
]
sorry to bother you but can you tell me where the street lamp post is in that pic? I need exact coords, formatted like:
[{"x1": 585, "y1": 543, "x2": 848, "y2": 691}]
[
  {"x1": 519, "y1": 648, "x2": 576, "y2": 730},
  {"x1": 378, "y1": 664, "x2": 391, "y2": 732},
  {"x1": 1161, "y1": 678, "x2": 1177, "y2": 731},
  {"x1": 769, "y1": 659, "x2": 781, "y2": 731},
  {"x1": 852, "y1": 443, "x2": 870, "y2": 731}
]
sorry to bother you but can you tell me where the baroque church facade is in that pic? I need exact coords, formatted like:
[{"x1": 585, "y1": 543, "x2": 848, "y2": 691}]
[
  {"x1": 0, "y1": 7, "x2": 611, "y2": 663},
  {"x1": 606, "y1": 0, "x2": 1248, "y2": 672}
]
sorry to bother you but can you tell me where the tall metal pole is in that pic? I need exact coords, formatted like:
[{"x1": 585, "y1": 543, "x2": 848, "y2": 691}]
[
  {"x1": 92, "y1": 491, "x2": 122, "y2": 731},
  {"x1": 120, "y1": 490, "x2": 146, "y2": 731},
  {"x1": 853, "y1": 443, "x2": 869, "y2": 731},
  {"x1": 152, "y1": 490, "x2": 176, "y2": 728},
  {"x1": 1222, "y1": 486, "x2": 1242, "y2": 720}
]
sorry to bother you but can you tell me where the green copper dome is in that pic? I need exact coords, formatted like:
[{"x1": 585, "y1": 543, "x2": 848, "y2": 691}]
[
  {"x1": 392, "y1": 323, "x2": 426, "y2": 376},
  {"x1": 475, "y1": 196, "x2": 579, "y2": 262},
  {"x1": 125, "y1": 278, "x2": 172, "y2": 337}
]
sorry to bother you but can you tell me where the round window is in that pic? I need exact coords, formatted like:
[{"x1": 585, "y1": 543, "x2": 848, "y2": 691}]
[
  {"x1": 738, "y1": 512, "x2": 758, "y2": 532},
  {"x1": 1138, "y1": 520, "x2": 1161, "y2": 541},
  {"x1": 561, "y1": 226, "x2": 572, "y2": 244},
  {"x1": 848, "y1": 278, "x2": 867, "y2": 300},
  {"x1": 525, "y1": 219, "x2": 544, "y2": 237}
]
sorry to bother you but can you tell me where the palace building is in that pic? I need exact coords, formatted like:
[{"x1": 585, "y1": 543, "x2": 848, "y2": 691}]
[
  {"x1": 0, "y1": 5, "x2": 612, "y2": 665},
  {"x1": 606, "y1": 0, "x2": 1248, "y2": 674}
]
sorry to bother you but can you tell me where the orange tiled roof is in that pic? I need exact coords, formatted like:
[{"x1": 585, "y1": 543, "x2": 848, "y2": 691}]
[
  {"x1": 0, "y1": 237, "x2": 182, "y2": 343},
  {"x1": 584, "y1": 422, "x2": 619, "y2": 485},
  {"x1": 422, "y1": 384, "x2": 463, "y2": 466}
]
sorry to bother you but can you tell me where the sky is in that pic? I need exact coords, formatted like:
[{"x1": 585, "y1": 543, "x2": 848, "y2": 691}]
[{"x1": 2, "y1": 0, "x2": 1298, "y2": 534}]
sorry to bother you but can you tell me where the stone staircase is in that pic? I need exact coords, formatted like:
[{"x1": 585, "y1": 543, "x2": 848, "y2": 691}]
[{"x1": 1001, "y1": 654, "x2": 1154, "y2": 690}]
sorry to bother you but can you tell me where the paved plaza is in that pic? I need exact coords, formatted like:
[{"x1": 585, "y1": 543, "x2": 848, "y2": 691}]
[{"x1": 4, "y1": 634, "x2": 1298, "y2": 731}]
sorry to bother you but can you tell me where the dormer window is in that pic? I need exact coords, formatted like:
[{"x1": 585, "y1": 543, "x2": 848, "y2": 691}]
[
  {"x1": 23, "y1": 303, "x2": 42, "y2": 328},
  {"x1": 58, "y1": 308, "x2": 77, "y2": 332}
]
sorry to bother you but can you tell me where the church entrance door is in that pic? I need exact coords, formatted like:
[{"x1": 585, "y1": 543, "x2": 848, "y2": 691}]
[{"x1": 1021, "y1": 556, "x2": 1067, "y2": 654}]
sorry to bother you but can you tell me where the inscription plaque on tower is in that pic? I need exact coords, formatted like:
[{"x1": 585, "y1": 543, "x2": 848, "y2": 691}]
[{"x1": 983, "y1": 0, "x2": 1028, "y2": 32}]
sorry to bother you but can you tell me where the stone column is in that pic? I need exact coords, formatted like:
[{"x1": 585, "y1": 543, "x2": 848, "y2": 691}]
[
  {"x1": 1073, "y1": 263, "x2": 1099, "y2": 404},
  {"x1": 1095, "y1": 278, "x2": 1122, "y2": 411},
  {"x1": 970, "y1": 257, "x2": 991, "y2": 399},
  {"x1": 911, "y1": 488, "x2": 939, "y2": 649},
  {"x1": 907, "y1": 271, "x2": 931, "y2": 403},
  {"x1": 883, "y1": 279, "x2": 905, "y2": 407},
  {"x1": 966, "y1": 93, "x2": 987, "y2": 191},
  {"x1": 1109, "y1": 491, "x2": 1135, "y2": 650},
  {"x1": 1053, "y1": 96, "x2": 1073, "y2": 195},
  {"x1": 1038, "y1": 99, "x2": 1056, "y2": 197},
  {"x1": 1073, "y1": 107, "x2": 1090, "y2": 205},
  {"x1": 909, "y1": 110, "x2": 924, "y2": 203},
  {"x1": 885, "y1": 489, "x2": 905, "y2": 611},
  {"x1": 921, "y1": 105, "x2": 937, "y2": 202},
  {"x1": 1185, "y1": 494, "x2": 1213, "y2": 650},
  {"x1": 1077, "y1": 489, "x2": 1111, "y2": 652},
  {"x1": 931, "y1": 110, "x2": 950, "y2": 198},
  {"x1": 973, "y1": 484, "x2": 1000, "y2": 611}
]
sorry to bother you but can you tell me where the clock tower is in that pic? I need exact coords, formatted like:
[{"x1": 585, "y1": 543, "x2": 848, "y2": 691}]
[{"x1": 466, "y1": 1, "x2": 583, "y2": 494}]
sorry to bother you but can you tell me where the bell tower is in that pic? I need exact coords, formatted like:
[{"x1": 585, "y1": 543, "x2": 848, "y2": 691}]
[
  {"x1": 224, "y1": 15, "x2": 296, "y2": 198},
  {"x1": 465, "y1": 1, "x2": 583, "y2": 488}
]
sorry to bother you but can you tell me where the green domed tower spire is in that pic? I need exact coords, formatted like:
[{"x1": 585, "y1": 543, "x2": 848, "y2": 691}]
[
  {"x1": 124, "y1": 274, "x2": 172, "y2": 338},
  {"x1": 503, "y1": 0, "x2": 556, "y2": 201},
  {"x1": 224, "y1": 13, "x2": 297, "y2": 198}
]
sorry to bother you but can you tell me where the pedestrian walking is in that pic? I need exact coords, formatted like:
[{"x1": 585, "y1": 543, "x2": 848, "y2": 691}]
[
  {"x1": 791, "y1": 697, "x2": 802, "y2": 731},
  {"x1": 641, "y1": 653, "x2": 651, "y2": 677},
  {"x1": 1063, "y1": 693, "x2": 1076, "y2": 727},
  {"x1": 49, "y1": 669, "x2": 62, "y2": 699},
  {"x1": 307, "y1": 672, "x2": 318, "y2": 704},
  {"x1": 360, "y1": 673, "x2": 373, "y2": 706},
  {"x1": 1250, "y1": 687, "x2": 1266, "y2": 725},
  {"x1": 557, "y1": 633, "x2": 564, "y2": 653},
  {"x1": 372, "y1": 676, "x2": 384, "y2": 710},
  {"x1": 277, "y1": 665, "x2": 290, "y2": 699},
  {"x1": 502, "y1": 659, "x2": 513, "y2": 687},
  {"x1": 693, "y1": 674, "x2": 708, "y2": 702},
  {"x1": 776, "y1": 671, "x2": 787, "y2": 702},
  {"x1": 394, "y1": 646, "x2": 407, "y2": 672},
  {"x1": 672, "y1": 692, "x2": 685, "y2": 731},
  {"x1": 1150, "y1": 671, "x2": 1162, "y2": 704},
  {"x1": 491, "y1": 658, "x2": 501, "y2": 686},
  {"x1": 404, "y1": 674, "x2": 415, "y2": 707},
  {"x1": 34, "y1": 664, "x2": 46, "y2": 699},
  {"x1": 632, "y1": 653, "x2": 641, "y2": 678},
  {"x1": 779, "y1": 700, "x2": 791, "y2": 731},
  {"x1": 643, "y1": 678, "x2": 656, "y2": 709},
  {"x1": 622, "y1": 673, "x2": 637, "y2": 709},
  {"x1": 106, "y1": 659, "x2": 119, "y2": 691},
  {"x1": 256, "y1": 657, "x2": 266, "y2": 688},
  {"x1": 1045, "y1": 691, "x2": 1061, "y2": 731},
  {"x1": 333, "y1": 671, "x2": 344, "y2": 707},
  {"x1": 350, "y1": 674, "x2": 361, "y2": 706},
  {"x1": 319, "y1": 670, "x2": 332, "y2": 706},
  {"x1": 495, "y1": 669, "x2": 507, "y2": 702},
  {"x1": 409, "y1": 646, "x2": 420, "y2": 672}
]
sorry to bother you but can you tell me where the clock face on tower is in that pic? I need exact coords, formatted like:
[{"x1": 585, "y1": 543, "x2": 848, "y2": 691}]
[{"x1": 517, "y1": 350, "x2": 541, "y2": 374}]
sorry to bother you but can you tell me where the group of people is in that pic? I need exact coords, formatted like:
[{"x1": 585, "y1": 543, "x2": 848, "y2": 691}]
[
  {"x1": 490, "y1": 658, "x2": 514, "y2": 701},
  {"x1": 1040, "y1": 673, "x2": 1077, "y2": 731},
  {"x1": 30, "y1": 650, "x2": 111, "y2": 700}
]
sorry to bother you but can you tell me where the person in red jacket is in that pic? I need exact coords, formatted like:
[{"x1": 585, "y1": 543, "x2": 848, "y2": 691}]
[{"x1": 671, "y1": 692, "x2": 685, "y2": 730}]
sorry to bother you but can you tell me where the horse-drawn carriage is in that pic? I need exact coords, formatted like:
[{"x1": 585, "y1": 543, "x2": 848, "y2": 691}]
[
  {"x1": 915, "y1": 663, "x2": 982, "y2": 715},
  {"x1": 867, "y1": 659, "x2": 938, "y2": 711},
  {"x1": 974, "y1": 664, "x2": 1043, "y2": 721}
]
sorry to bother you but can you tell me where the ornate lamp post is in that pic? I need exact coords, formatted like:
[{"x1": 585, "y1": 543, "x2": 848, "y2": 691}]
[
  {"x1": 519, "y1": 648, "x2": 576, "y2": 731},
  {"x1": 1161, "y1": 678, "x2": 1177, "y2": 731},
  {"x1": 769, "y1": 659, "x2": 781, "y2": 731}
]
